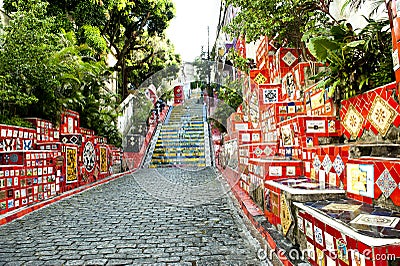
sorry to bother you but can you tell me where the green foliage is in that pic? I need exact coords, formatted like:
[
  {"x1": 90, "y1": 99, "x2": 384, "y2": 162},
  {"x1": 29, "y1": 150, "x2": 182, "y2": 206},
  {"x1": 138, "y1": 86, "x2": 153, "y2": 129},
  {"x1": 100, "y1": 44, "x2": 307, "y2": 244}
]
[
  {"x1": 81, "y1": 25, "x2": 108, "y2": 54},
  {"x1": 223, "y1": 0, "x2": 332, "y2": 53},
  {"x1": 306, "y1": 17, "x2": 394, "y2": 101}
]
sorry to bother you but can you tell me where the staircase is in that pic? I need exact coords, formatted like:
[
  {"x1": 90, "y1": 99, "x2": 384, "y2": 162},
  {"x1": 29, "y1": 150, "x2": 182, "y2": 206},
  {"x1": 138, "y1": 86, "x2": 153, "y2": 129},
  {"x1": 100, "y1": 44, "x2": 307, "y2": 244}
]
[{"x1": 149, "y1": 98, "x2": 208, "y2": 168}]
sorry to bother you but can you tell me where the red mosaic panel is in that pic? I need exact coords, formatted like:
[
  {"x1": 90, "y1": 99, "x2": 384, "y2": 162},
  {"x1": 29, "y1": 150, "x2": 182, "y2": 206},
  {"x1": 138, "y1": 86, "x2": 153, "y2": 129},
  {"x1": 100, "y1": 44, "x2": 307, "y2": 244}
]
[
  {"x1": 60, "y1": 109, "x2": 80, "y2": 134},
  {"x1": 340, "y1": 82, "x2": 399, "y2": 140},
  {"x1": 0, "y1": 124, "x2": 37, "y2": 152}
]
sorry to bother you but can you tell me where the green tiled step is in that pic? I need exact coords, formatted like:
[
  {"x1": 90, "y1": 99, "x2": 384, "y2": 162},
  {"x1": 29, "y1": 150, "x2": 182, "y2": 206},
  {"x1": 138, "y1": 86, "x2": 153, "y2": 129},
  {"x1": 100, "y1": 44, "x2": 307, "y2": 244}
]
[
  {"x1": 149, "y1": 163, "x2": 206, "y2": 168},
  {"x1": 152, "y1": 152, "x2": 205, "y2": 157},
  {"x1": 150, "y1": 158, "x2": 206, "y2": 163}
]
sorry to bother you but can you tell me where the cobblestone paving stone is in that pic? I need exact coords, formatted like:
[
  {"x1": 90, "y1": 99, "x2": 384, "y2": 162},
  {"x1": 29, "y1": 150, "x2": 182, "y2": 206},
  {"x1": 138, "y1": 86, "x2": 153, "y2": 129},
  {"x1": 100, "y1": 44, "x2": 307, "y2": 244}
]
[{"x1": 0, "y1": 167, "x2": 265, "y2": 265}]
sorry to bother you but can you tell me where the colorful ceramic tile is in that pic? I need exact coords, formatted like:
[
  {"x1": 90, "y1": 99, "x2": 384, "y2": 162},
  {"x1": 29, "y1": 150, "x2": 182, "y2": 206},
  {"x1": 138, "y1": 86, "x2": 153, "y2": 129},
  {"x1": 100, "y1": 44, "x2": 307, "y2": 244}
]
[
  {"x1": 376, "y1": 169, "x2": 397, "y2": 198},
  {"x1": 322, "y1": 155, "x2": 332, "y2": 174},
  {"x1": 332, "y1": 154, "x2": 344, "y2": 176},
  {"x1": 347, "y1": 164, "x2": 374, "y2": 198},
  {"x1": 328, "y1": 172, "x2": 337, "y2": 186},
  {"x1": 83, "y1": 141, "x2": 95, "y2": 172},
  {"x1": 314, "y1": 226, "x2": 324, "y2": 246},
  {"x1": 271, "y1": 191, "x2": 279, "y2": 216},
  {"x1": 269, "y1": 166, "x2": 282, "y2": 176},
  {"x1": 298, "y1": 216, "x2": 304, "y2": 233},
  {"x1": 316, "y1": 248, "x2": 325, "y2": 266},
  {"x1": 282, "y1": 51, "x2": 297, "y2": 67},
  {"x1": 351, "y1": 250, "x2": 366, "y2": 266},
  {"x1": 242, "y1": 133, "x2": 250, "y2": 142},
  {"x1": 313, "y1": 156, "x2": 321, "y2": 171},
  {"x1": 350, "y1": 214, "x2": 400, "y2": 228},
  {"x1": 286, "y1": 166, "x2": 296, "y2": 176},
  {"x1": 342, "y1": 104, "x2": 364, "y2": 139},
  {"x1": 336, "y1": 238, "x2": 349, "y2": 264},
  {"x1": 253, "y1": 147, "x2": 263, "y2": 156},
  {"x1": 307, "y1": 241, "x2": 315, "y2": 261},
  {"x1": 281, "y1": 124, "x2": 294, "y2": 146},
  {"x1": 252, "y1": 133, "x2": 260, "y2": 142},
  {"x1": 263, "y1": 89, "x2": 278, "y2": 103},
  {"x1": 66, "y1": 147, "x2": 78, "y2": 184},
  {"x1": 324, "y1": 232, "x2": 334, "y2": 251},
  {"x1": 367, "y1": 95, "x2": 396, "y2": 136},
  {"x1": 305, "y1": 219, "x2": 313, "y2": 239},
  {"x1": 322, "y1": 203, "x2": 360, "y2": 212},
  {"x1": 254, "y1": 72, "x2": 267, "y2": 84},
  {"x1": 306, "y1": 137, "x2": 313, "y2": 147},
  {"x1": 280, "y1": 194, "x2": 292, "y2": 236},
  {"x1": 306, "y1": 120, "x2": 326, "y2": 133}
]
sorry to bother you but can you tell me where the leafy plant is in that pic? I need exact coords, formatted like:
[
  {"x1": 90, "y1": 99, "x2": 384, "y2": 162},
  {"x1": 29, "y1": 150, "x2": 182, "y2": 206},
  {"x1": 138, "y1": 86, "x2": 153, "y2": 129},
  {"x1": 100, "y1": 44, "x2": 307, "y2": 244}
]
[{"x1": 306, "y1": 17, "x2": 393, "y2": 102}]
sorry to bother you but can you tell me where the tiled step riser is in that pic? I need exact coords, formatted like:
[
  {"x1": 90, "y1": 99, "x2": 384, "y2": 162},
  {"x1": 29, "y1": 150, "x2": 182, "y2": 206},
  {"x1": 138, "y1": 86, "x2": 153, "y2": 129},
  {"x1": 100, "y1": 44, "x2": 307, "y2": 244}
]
[{"x1": 149, "y1": 101, "x2": 207, "y2": 168}]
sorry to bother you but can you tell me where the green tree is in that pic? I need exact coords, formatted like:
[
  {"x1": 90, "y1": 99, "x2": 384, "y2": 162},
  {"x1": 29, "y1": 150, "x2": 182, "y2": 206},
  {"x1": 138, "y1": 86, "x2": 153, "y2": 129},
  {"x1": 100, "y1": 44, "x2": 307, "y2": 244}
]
[{"x1": 223, "y1": 0, "x2": 333, "y2": 58}]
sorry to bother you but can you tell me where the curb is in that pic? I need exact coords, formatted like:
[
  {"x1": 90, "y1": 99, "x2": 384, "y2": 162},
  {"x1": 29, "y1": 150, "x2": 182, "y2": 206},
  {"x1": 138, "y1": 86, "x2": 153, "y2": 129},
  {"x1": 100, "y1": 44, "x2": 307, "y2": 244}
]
[{"x1": 219, "y1": 166, "x2": 295, "y2": 266}]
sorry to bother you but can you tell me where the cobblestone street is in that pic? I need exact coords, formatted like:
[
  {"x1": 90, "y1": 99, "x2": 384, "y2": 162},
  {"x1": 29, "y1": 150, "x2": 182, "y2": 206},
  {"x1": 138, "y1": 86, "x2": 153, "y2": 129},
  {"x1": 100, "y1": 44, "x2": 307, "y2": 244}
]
[{"x1": 0, "y1": 167, "x2": 264, "y2": 265}]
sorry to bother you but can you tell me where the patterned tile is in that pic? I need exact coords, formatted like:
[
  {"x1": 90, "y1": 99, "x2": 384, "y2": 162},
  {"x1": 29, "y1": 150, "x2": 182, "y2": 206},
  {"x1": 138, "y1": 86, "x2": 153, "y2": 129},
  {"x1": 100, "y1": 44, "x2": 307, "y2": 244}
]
[
  {"x1": 367, "y1": 95, "x2": 396, "y2": 136},
  {"x1": 282, "y1": 51, "x2": 296, "y2": 67},
  {"x1": 342, "y1": 104, "x2": 364, "y2": 139},
  {"x1": 263, "y1": 89, "x2": 278, "y2": 103},
  {"x1": 280, "y1": 194, "x2": 293, "y2": 236},
  {"x1": 376, "y1": 169, "x2": 397, "y2": 198},
  {"x1": 313, "y1": 155, "x2": 321, "y2": 171},
  {"x1": 253, "y1": 147, "x2": 263, "y2": 156},
  {"x1": 264, "y1": 146, "x2": 273, "y2": 156},
  {"x1": 322, "y1": 154, "x2": 332, "y2": 174},
  {"x1": 332, "y1": 154, "x2": 345, "y2": 176},
  {"x1": 254, "y1": 73, "x2": 267, "y2": 85}
]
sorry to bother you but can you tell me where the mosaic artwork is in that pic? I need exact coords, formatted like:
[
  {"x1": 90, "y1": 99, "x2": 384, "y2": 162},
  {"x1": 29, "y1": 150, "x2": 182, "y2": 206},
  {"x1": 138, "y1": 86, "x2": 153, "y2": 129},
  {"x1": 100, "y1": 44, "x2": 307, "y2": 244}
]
[
  {"x1": 314, "y1": 226, "x2": 323, "y2": 246},
  {"x1": 298, "y1": 216, "x2": 304, "y2": 233},
  {"x1": 281, "y1": 125, "x2": 294, "y2": 146},
  {"x1": 316, "y1": 248, "x2": 325, "y2": 266},
  {"x1": 306, "y1": 242, "x2": 315, "y2": 261},
  {"x1": 61, "y1": 134, "x2": 82, "y2": 146},
  {"x1": 66, "y1": 147, "x2": 78, "y2": 184},
  {"x1": 346, "y1": 164, "x2": 374, "y2": 198},
  {"x1": 332, "y1": 154, "x2": 345, "y2": 176},
  {"x1": 100, "y1": 147, "x2": 108, "y2": 173},
  {"x1": 271, "y1": 191, "x2": 279, "y2": 216},
  {"x1": 376, "y1": 169, "x2": 397, "y2": 198},
  {"x1": 249, "y1": 91, "x2": 260, "y2": 128},
  {"x1": 367, "y1": 95, "x2": 396, "y2": 136},
  {"x1": 350, "y1": 214, "x2": 400, "y2": 228},
  {"x1": 342, "y1": 104, "x2": 364, "y2": 139},
  {"x1": 282, "y1": 51, "x2": 297, "y2": 67},
  {"x1": 254, "y1": 72, "x2": 267, "y2": 85},
  {"x1": 269, "y1": 166, "x2": 282, "y2": 176},
  {"x1": 305, "y1": 120, "x2": 325, "y2": 133},
  {"x1": 280, "y1": 194, "x2": 292, "y2": 236},
  {"x1": 336, "y1": 238, "x2": 349, "y2": 264},
  {"x1": 313, "y1": 156, "x2": 321, "y2": 171},
  {"x1": 263, "y1": 89, "x2": 278, "y2": 103},
  {"x1": 322, "y1": 203, "x2": 360, "y2": 212},
  {"x1": 83, "y1": 141, "x2": 96, "y2": 172},
  {"x1": 310, "y1": 91, "x2": 325, "y2": 110},
  {"x1": 324, "y1": 232, "x2": 334, "y2": 251},
  {"x1": 305, "y1": 219, "x2": 313, "y2": 239},
  {"x1": 321, "y1": 155, "x2": 332, "y2": 174},
  {"x1": 351, "y1": 250, "x2": 366, "y2": 266}
]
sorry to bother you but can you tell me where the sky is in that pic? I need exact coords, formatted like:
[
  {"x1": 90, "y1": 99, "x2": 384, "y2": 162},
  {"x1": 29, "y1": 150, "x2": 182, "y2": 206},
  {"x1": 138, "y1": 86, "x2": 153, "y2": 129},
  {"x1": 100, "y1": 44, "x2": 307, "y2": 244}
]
[{"x1": 166, "y1": 0, "x2": 221, "y2": 63}]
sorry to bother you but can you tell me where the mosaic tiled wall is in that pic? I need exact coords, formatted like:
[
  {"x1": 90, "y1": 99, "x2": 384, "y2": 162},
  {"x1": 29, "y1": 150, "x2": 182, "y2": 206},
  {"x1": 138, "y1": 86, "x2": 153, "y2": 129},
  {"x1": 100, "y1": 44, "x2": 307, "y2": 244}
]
[
  {"x1": 340, "y1": 82, "x2": 400, "y2": 140},
  {"x1": 0, "y1": 110, "x2": 122, "y2": 215}
]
